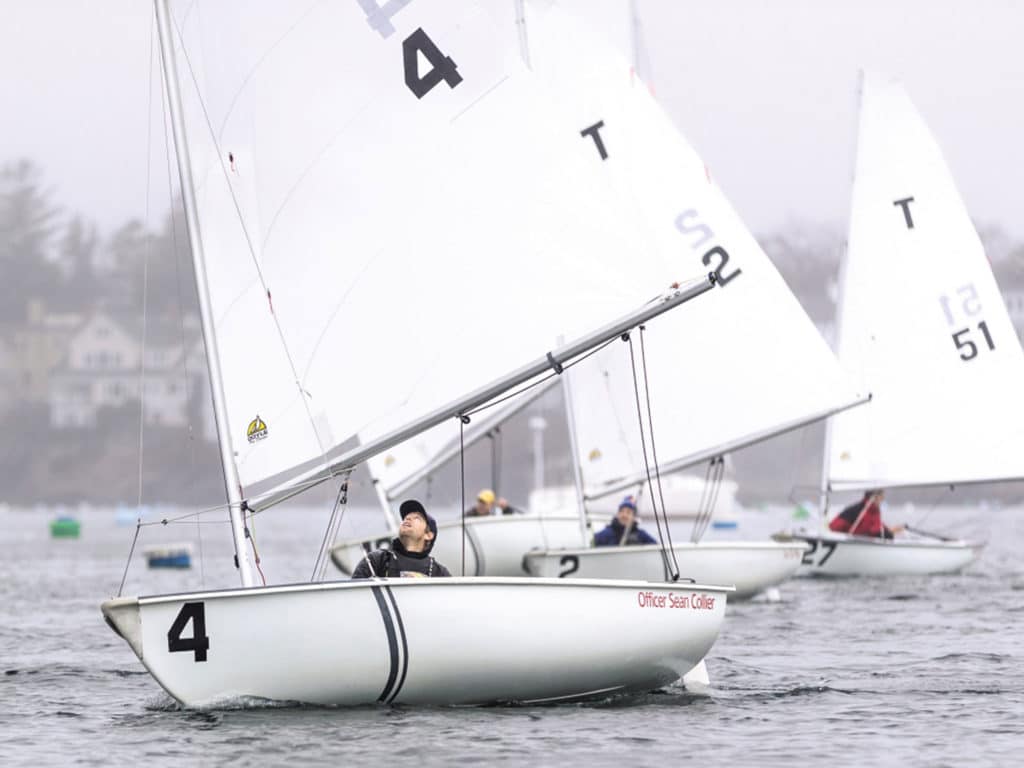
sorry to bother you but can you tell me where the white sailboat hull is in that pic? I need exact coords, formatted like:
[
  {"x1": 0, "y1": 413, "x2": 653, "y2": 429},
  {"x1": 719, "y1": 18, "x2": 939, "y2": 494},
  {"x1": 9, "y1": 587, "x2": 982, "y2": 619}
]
[
  {"x1": 331, "y1": 514, "x2": 585, "y2": 576},
  {"x1": 522, "y1": 542, "x2": 807, "y2": 600},
  {"x1": 786, "y1": 531, "x2": 982, "y2": 576},
  {"x1": 102, "y1": 578, "x2": 728, "y2": 708}
]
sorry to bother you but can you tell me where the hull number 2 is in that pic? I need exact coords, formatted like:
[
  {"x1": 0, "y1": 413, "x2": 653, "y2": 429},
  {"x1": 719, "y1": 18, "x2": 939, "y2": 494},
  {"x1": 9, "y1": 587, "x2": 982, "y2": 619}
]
[{"x1": 168, "y1": 602, "x2": 210, "y2": 662}]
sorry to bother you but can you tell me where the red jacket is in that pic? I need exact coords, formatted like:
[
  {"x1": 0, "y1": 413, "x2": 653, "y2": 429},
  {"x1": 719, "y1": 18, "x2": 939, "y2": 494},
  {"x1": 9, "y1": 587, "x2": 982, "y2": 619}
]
[{"x1": 829, "y1": 499, "x2": 887, "y2": 537}]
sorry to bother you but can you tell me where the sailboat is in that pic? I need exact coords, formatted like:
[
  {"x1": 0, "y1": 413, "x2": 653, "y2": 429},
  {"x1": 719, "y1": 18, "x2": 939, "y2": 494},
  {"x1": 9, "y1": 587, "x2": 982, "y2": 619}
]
[
  {"x1": 102, "y1": 0, "x2": 733, "y2": 707},
  {"x1": 331, "y1": 3, "x2": 865, "y2": 593},
  {"x1": 787, "y1": 73, "x2": 1002, "y2": 576},
  {"x1": 512, "y1": 4, "x2": 866, "y2": 599}
]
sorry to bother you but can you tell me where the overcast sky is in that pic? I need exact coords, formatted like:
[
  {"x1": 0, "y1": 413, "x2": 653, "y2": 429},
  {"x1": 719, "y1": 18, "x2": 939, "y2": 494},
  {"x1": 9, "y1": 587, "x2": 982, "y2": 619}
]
[{"x1": 2, "y1": 0, "x2": 1022, "y2": 243}]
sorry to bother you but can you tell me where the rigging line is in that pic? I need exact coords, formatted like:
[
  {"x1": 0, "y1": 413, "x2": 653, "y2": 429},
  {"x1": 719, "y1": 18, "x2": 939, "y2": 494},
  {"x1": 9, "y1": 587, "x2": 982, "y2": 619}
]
[
  {"x1": 136, "y1": 9, "x2": 156, "y2": 524},
  {"x1": 247, "y1": 510, "x2": 267, "y2": 586},
  {"x1": 692, "y1": 460, "x2": 708, "y2": 544},
  {"x1": 695, "y1": 458, "x2": 725, "y2": 543},
  {"x1": 462, "y1": 336, "x2": 619, "y2": 418},
  {"x1": 310, "y1": 484, "x2": 340, "y2": 580},
  {"x1": 321, "y1": 478, "x2": 352, "y2": 581},
  {"x1": 311, "y1": 472, "x2": 350, "y2": 581},
  {"x1": 117, "y1": 522, "x2": 143, "y2": 598},
  {"x1": 638, "y1": 326, "x2": 681, "y2": 579},
  {"x1": 460, "y1": 415, "x2": 468, "y2": 577},
  {"x1": 168, "y1": 15, "x2": 334, "y2": 482},
  {"x1": 159, "y1": 48, "x2": 205, "y2": 589},
  {"x1": 626, "y1": 335, "x2": 672, "y2": 581}
]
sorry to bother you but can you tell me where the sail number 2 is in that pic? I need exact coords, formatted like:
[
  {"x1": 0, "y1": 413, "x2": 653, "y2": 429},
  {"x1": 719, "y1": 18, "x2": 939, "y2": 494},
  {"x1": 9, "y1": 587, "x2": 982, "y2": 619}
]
[
  {"x1": 938, "y1": 283, "x2": 996, "y2": 362},
  {"x1": 167, "y1": 602, "x2": 209, "y2": 662},
  {"x1": 674, "y1": 210, "x2": 741, "y2": 287}
]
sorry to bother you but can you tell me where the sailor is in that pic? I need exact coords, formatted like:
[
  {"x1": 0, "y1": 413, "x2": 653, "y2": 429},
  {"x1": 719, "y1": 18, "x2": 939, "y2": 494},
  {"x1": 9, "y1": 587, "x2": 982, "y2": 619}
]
[
  {"x1": 352, "y1": 499, "x2": 452, "y2": 578},
  {"x1": 467, "y1": 488, "x2": 522, "y2": 517},
  {"x1": 594, "y1": 495, "x2": 658, "y2": 546},
  {"x1": 828, "y1": 489, "x2": 905, "y2": 539}
]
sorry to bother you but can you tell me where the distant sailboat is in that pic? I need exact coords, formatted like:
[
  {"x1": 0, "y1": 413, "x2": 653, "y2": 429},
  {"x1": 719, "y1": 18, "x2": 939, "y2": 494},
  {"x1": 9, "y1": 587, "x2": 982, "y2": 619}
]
[
  {"x1": 517, "y1": 4, "x2": 866, "y2": 599},
  {"x1": 791, "y1": 73, "x2": 1000, "y2": 576},
  {"x1": 102, "y1": 0, "x2": 731, "y2": 707}
]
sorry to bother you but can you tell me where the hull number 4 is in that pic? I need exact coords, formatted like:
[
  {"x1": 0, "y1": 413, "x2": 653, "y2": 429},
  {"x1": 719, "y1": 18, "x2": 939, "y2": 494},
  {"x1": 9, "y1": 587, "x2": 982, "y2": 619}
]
[{"x1": 167, "y1": 602, "x2": 210, "y2": 662}]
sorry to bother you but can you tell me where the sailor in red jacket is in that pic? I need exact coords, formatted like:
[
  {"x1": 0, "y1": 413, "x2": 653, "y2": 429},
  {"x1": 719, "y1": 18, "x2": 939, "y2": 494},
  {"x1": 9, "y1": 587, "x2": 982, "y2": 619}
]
[{"x1": 829, "y1": 490, "x2": 906, "y2": 539}]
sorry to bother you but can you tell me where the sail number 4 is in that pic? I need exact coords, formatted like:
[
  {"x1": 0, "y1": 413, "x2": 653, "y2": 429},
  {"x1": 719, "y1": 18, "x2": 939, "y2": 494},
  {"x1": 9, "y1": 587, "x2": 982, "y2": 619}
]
[
  {"x1": 167, "y1": 602, "x2": 209, "y2": 662},
  {"x1": 939, "y1": 283, "x2": 996, "y2": 362}
]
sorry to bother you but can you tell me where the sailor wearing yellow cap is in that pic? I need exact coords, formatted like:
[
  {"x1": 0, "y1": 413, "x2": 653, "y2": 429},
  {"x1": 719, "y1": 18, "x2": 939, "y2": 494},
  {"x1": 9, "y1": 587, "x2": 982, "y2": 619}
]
[{"x1": 467, "y1": 488, "x2": 521, "y2": 517}]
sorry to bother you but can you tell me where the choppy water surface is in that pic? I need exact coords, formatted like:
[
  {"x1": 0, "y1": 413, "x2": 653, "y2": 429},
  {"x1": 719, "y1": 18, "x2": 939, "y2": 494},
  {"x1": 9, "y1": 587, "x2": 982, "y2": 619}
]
[{"x1": 1, "y1": 504, "x2": 1021, "y2": 766}]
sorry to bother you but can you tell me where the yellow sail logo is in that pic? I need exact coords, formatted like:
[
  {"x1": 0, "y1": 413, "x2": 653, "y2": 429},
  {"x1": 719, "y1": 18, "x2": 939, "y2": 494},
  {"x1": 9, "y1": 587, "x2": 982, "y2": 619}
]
[
  {"x1": 246, "y1": 415, "x2": 268, "y2": 443},
  {"x1": 588, "y1": 448, "x2": 602, "y2": 462}
]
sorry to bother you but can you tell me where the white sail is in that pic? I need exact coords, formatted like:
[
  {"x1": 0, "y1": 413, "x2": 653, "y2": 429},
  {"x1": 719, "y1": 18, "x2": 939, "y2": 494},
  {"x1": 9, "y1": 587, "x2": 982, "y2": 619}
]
[
  {"x1": 518, "y1": 4, "x2": 864, "y2": 500},
  {"x1": 164, "y1": 0, "x2": 718, "y2": 506},
  {"x1": 826, "y1": 72, "x2": 1024, "y2": 491}
]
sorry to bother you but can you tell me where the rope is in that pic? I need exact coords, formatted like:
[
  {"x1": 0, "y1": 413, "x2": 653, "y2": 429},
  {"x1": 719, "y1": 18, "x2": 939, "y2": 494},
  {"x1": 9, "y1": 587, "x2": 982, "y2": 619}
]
[
  {"x1": 459, "y1": 415, "x2": 469, "y2": 576},
  {"x1": 248, "y1": 510, "x2": 267, "y2": 586},
  {"x1": 625, "y1": 334, "x2": 676, "y2": 582},
  {"x1": 117, "y1": 522, "x2": 143, "y2": 598},
  {"x1": 310, "y1": 471, "x2": 352, "y2": 581},
  {"x1": 690, "y1": 457, "x2": 724, "y2": 543},
  {"x1": 119, "y1": 13, "x2": 155, "y2": 598},
  {"x1": 136, "y1": 11, "x2": 154, "y2": 522},
  {"x1": 462, "y1": 336, "x2": 618, "y2": 419},
  {"x1": 637, "y1": 326, "x2": 681, "y2": 576}
]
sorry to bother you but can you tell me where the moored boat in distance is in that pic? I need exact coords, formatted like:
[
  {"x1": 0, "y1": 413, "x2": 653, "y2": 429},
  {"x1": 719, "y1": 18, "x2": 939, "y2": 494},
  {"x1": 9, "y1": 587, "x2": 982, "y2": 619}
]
[{"x1": 144, "y1": 544, "x2": 193, "y2": 569}]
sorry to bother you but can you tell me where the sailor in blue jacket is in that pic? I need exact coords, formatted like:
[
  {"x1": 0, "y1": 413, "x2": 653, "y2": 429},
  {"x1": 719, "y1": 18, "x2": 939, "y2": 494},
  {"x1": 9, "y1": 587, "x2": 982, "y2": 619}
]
[{"x1": 594, "y1": 496, "x2": 657, "y2": 546}]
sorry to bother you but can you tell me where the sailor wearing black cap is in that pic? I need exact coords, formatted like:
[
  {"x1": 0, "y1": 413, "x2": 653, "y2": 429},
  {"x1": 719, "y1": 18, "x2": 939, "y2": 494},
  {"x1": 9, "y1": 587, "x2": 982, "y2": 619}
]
[{"x1": 351, "y1": 499, "x2": 452, "y2": 579}]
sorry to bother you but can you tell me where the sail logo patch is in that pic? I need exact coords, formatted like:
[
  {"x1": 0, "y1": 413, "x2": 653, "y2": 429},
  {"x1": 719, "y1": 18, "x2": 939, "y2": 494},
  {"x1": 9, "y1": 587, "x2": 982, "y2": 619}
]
[{"x1": 246, "y1": 416, "x2": 268, "y2": 443}]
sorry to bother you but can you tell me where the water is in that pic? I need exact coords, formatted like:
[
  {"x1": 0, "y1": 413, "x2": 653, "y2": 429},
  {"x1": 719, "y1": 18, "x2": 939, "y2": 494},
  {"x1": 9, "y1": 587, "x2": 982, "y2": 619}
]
[{"x1": 2, "y1": 503, "x2": 1021, "y2": 766}]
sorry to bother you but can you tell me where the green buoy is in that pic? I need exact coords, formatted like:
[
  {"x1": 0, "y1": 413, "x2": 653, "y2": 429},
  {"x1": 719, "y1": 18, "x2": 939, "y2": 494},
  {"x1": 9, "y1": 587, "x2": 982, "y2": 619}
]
[{"x1": 50, "y1": 517, "x2": 81, "y2": 538}]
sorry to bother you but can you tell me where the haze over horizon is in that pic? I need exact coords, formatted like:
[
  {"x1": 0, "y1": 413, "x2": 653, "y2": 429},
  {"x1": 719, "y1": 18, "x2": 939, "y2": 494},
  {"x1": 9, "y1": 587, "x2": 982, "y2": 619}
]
[{"x1": 2, "y1": 0, "x2": 1022, "y2": 243}]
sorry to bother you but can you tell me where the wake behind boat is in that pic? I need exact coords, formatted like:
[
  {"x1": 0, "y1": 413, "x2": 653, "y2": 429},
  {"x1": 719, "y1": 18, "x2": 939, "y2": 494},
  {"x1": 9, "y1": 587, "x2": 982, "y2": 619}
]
[{"x1": 103, "y1": 577, "x2": 730, "y2": 707}]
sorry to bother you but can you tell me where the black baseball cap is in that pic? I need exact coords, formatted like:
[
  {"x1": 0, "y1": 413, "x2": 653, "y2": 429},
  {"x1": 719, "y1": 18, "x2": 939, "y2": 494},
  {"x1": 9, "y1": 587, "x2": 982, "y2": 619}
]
[{"x1": 399, "y1": 499, "x2": 437, "y2": 538}]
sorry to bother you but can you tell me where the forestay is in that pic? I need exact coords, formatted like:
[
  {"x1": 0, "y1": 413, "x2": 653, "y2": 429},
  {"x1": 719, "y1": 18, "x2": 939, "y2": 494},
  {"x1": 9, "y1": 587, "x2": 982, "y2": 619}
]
[
  {"x1": 163, "y1": 0, "x2": 716, "y2": 506},
  {"x1": 826, "y1": 73, "x2": 1024, "y2": 491},
  {"x1": 521, "y1": 4, "x2": 864, "y2": 499}
]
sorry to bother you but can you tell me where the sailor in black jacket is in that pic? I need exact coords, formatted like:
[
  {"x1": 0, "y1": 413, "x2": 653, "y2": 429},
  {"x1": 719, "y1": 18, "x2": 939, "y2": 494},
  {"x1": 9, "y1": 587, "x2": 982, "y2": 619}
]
[{"x1": 352, "y1": 499, "x2": 452, "y2": 579}]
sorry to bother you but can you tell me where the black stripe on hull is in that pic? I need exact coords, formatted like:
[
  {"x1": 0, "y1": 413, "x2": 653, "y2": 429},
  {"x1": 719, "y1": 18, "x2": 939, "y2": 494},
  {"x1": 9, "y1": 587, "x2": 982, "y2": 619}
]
[
  {"x1": 371, "y1": 586, "x2": 400, "y2": 702},
  {"x1": 383, "y1": 586, "x2": 409, "y2": 704}
]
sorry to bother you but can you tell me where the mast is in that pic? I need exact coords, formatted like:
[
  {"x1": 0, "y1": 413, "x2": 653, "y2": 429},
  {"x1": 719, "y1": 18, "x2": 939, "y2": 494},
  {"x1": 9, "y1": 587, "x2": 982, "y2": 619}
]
[
  {"x1": 154, "y1": 0, "x2": 255, "y2": 587},
  {"x1": 561, "y1": 354, "x2": 591, "y2": 545},
  {"x1": 818, "y1": 69, "x2": 866, "y2": 525}
]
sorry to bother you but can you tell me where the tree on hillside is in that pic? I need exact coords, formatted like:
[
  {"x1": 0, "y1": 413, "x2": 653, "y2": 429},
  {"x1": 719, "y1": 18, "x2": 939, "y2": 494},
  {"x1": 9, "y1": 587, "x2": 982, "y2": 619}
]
[{"x1": 0, "y1": 159, "x2": 62, "y2": 322}]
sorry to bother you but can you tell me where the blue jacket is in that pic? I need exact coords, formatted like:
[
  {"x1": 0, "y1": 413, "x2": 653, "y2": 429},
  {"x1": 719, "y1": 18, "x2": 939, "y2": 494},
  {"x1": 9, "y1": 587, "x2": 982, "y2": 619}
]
[{"x1": 594, "y1": 518, "x2": 657, "y2": 546}]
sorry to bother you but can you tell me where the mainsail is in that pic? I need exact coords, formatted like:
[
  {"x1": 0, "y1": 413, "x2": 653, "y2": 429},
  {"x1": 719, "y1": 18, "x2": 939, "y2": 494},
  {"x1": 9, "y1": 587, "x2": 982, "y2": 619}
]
[
  {"x1": 519, "y1": 4, "x2": 865, "y2": 501},
  {"x1": 826, "y1": 73, "x2": 1024, "y2": 492},
  {"x1": 162, "y1": 0, "x2": 717, "y2": 508}
]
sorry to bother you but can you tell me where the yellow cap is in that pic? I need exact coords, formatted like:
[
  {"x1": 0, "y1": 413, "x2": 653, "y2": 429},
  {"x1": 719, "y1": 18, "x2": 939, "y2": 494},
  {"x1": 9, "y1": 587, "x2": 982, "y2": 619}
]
[{"x1": 477, "y1": 489, "x2": 496, "y2": 504}]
